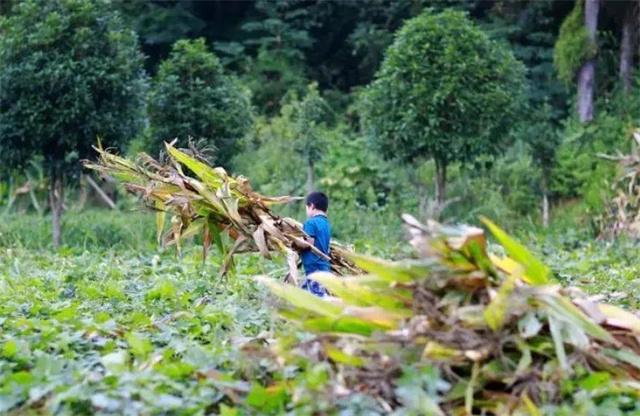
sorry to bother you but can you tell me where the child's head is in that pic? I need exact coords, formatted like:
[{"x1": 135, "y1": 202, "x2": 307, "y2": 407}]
[{"x1": 305, "y1": 191, "x2": 328, "y2": 217}]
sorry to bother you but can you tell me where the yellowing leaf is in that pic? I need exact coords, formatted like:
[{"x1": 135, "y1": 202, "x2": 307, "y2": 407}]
[
  {"x1": 484, "y1": 274, "x2": 516, "y2": 331},
  {"x1": 598, "y1": 303, "x2": 640, "y2": 334},
  {"x1": 325, "y1": 344, "x2": 365, "y2": 366},
  {"x1": 522, "y1": 393, "x2": 542, "y2": 416},
  {"x1": 155, "y1": 200, "x2": 166, "y2": 244}
]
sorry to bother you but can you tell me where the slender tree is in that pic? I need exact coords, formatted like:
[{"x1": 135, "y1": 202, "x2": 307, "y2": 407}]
[
  {"x1": 577, "y1": 0, "x2": 600, "y2": 122},
  {"x1": 618, "y1": 1, "x2": 637, "y2": 93},
  {"x1": 554, "y1": 0, "x2": 600, "y2": 122},
  {"x1": 0, "y1": 0, "x2": 147, "y2": 247},
  {"x1": 292, "y1": 83, "x2": 332, "y2": 193}
]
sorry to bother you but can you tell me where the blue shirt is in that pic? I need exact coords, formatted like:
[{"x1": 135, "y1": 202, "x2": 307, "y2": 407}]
[{"x1": 301, "y1": 214, "x2": 331, "y2": 275}]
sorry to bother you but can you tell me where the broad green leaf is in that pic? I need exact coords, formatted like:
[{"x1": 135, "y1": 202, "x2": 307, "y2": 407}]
[
  {"x1": 578, "y1": 372, "x2": 610, "y2": 391},
  {"x1": 101, "y1": 350, "x2": 129, "y2": 374},
  {"x1": 303, "y1": 316, "x2": 384, "y2": 336},
  {"x1": 481, "y1": 217, "x2": 550, "y2": 285},
  {"x1": 126, "y1": 332, "x2": 153, "y2": 357},
  {"x1": 2, "y1": 340, "x2": 17, "y2": 358}
]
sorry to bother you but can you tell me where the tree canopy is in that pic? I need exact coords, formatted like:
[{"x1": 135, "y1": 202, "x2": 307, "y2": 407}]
[
  {"x1": 0, "y1": 0, "x2": 147, "y2": 246},
  {"x1": 148, "y1": 38, "x2": 252, "y2": 165},
  {"x1": 361, "y1": 9, "x2": 526, "y2": 203}
]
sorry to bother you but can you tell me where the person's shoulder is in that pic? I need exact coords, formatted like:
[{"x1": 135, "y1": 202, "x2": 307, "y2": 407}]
[{"x1": 318, "y1": 215, "x2": 331, "y2": 229}]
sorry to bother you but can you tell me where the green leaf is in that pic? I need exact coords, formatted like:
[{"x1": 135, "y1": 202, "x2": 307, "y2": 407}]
[
  {"x1": 312, "y1": 273, "x2": 411, "y2": 312},
  {"x1": 166, "y1": 144, "x2": 225, "y2": 190},
  {"x1": 578, "y1": 372, "x2": 610, "y2": 391},
  {"x1": 255, "y1": 276, "x2": 343, "y2": 318},
  {"x1": 126, "y1": 332, "x2": 153, "y2": 358},
  {"x1": 2, "y1": 340, "x2": 17, "y2": 358},
  {"x1": 548, "y1": 317, "x2": 568, "y2": 373},
  {"x1": 325, "y1": 345, "x2": 364, "y2": 367},
  {"x1": 536, "y1": 291, "x2": 614, "y2": 343},
  {"x1": 481, "y1": 217, "x2": 550, "y2": 285},
  {"x1": 347, "y1": 253, "x2": 431, "y2": 283},
  {"x1": 101, "y1": 350, "x2": 129, "y2": 374},
  {"x1": 155, "y1": 200, "x2": 166, "y2": 244}
]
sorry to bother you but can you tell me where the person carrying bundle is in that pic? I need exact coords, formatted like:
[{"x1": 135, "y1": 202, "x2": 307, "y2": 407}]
[{"x1": 297, "y1": 192, "x2": 332, "y2": 297}]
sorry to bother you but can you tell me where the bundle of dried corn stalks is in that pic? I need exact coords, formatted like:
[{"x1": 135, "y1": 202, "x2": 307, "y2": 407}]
[
  {"x1": 598, "y1": 130, "x2": 640, "y2": 239},
  {"x1": 259, "y1": 215, "x2": 640, "y2": 413},
  {"x1": 84, "y1": 143, "x2": 360, "y2": 280}
]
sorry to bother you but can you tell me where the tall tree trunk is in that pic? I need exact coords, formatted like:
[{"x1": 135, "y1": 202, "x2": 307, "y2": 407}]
[
  {"x1": 77, "y1": 174, "x2": 88, "y2": 211},
  {"x1": 541, "y1": 174, "x2": 550, "y2": 228},
  {"x1": 306, "y1": 158, "x2": 314, "y2": 194},
  {"x1": 435, "y1": 159, "x2": 447, "y2": 206},
  {"x1": 619, "y1": 6, "x2": 635, "y2": 93},
  {"x1": 577, "y1": 0, "x2": 600, "y2": 123},
  {"x1": 49, "y1": 170, "x2": 64, "y2": 248}
]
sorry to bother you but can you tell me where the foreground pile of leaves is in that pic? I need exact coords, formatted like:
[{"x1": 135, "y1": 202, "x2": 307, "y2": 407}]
[
  {"x1": 598, "y1": 130, "x2": 640, "y2": 239},
  {"x1": 85, "y1": 143, "x2": 358, "y2": 281},
  {"x1": 260, "y1": 215, "x2": 640, "y2": 414}
]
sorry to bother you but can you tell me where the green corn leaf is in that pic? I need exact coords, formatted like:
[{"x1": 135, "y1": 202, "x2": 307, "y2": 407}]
[
  {"x1": 303, "y1": 315, "x2": 383, "y2": 336},
  {"x1": 166, "y1": 143, "x2": 225, "y2": 190},
  {"x1": 603, "y1": 348, "x2": 640, "y2": 371},
  {"x1": 255, "y1": 277, "x2": 343, "y2": 318},
  {"x1": 312, "y1": 273, "x2": 411, "y2": 312},
  {"x1": 347, "y1": 253, "x2": 432, "y2": 283},
  {"x1": 548, "y1": 316, "x2": 568, "y2": 373},
  {"x1": 325, "y1": 344, "x2": 365, "y2": 366},
  {"x1": 481, "y1": 217, "x2": 550, "y2": 285},
  {"x1": 180, "y1": 218, "x2": 205, "y2": 240},
  {"x1": 536, "y1": 292, "x2": 614, "y2": 343}
]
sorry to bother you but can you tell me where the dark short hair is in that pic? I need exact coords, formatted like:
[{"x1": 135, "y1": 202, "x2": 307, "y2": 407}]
[{"x1": 305, "y1": 191, "x2": 329, "y2": 211}]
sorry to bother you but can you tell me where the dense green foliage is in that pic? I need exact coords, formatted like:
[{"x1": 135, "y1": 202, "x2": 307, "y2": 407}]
[
  {"x1": 361, "y1": 9, "x2": 526, "y2": 201},
  {"x1": 0, "y1": 0, "x2": 146, "y2": 173},
  {"x1": 0, "y1": 245, "x2": 277, "y2": 414},
  {"x1": 148, "y1": 38, "x2": 252, "y2": 163},
  {"x1": 553, "y1": 0, "x2": 596, "y2": 85}
]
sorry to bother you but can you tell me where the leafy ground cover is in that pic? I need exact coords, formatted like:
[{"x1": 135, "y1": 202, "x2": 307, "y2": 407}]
[{"x1": 0, "y1": 245, "x2": 287, "y2": 415}]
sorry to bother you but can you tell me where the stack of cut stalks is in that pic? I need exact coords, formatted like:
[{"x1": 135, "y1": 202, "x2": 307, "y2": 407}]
[
  {"x1": 259, "y1": 215, "x2": 640, "y2": 413},
  {"x1": 84, "y1": 143, "x2": 359, "y2": 281},
  {"x1": 598, "y1": 130, "x2": 640, "y2": 239}
]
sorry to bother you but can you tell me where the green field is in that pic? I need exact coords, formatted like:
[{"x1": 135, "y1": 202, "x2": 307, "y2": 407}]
[{"x1": 1, "y1": 212, "x2": 639, "y2": 415}]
